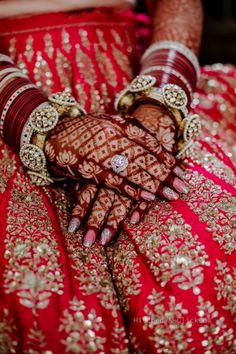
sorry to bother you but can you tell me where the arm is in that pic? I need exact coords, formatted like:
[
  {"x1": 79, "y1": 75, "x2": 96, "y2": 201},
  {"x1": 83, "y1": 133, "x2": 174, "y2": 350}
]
[
  {"x1": 130, "y1": 0, "x2": 203, "y2": 155},
  {"x1": 151, "y1": 0, "x2": 203, "y2": 54}
]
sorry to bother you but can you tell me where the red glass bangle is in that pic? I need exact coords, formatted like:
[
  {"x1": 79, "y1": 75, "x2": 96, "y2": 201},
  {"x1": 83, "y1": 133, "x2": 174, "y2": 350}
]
[
  {"x1": 12, "y1": 93, "x2": 47, "y2": 149},
  {"x1": 4, "y1": 89, "x2": 47, "y2": 150},
  {"x1": 143, "y1": 48, "x2": 198, "y2": 81},
  {"x1": 141, "y1": 48, "x2": 198, "y2": 92}
]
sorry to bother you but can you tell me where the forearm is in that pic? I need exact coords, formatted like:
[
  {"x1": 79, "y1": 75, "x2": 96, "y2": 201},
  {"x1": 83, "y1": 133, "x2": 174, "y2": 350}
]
[{"x1": 151, "y1": 0, "x2": 204, "y2": 54}]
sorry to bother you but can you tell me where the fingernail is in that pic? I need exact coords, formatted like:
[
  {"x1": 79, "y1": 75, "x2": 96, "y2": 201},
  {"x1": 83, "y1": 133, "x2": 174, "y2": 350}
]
[
  {"x1": 173, "y1": 177, "x2": 189, "y2": 194},
  {"x1": 141, "y1": 191, "x2": 155, "y2": 201},
  {"x1": 163, "y1": 187, "x2": 179, "y2": 200},
  {"x1": 100, "y1": 228, "x2": 111, "y2": 245},
  {"x1": 130, "y1": 211, "x2": 140, "y2": 224},
  {"x1": 83, "y1": 229, "x2": 96, "y2": 247},
  {"x1": 68, "y1": 217, "x2": 80, "y2": 233},
  {"x1": 173, "y1": 166, "x2": 185, "y2": 178}
]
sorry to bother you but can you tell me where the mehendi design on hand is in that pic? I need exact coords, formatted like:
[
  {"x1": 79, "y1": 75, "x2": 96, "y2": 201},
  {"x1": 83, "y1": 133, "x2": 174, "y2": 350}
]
[
  {"x1": 45, "y1": 112, "x2": 178, "y2": 201},
  {"x1": 152, "y1": 0, "x2": 203, "y2": 55}
]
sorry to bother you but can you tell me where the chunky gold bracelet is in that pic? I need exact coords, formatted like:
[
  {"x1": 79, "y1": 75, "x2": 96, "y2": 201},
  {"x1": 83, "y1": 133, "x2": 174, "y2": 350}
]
[
  {"x1": 115, "y1": 75, "x2": 201, "y2": 159},
  {"x1": 20, "y1": 89, "x2": 86, "y2": 186}
]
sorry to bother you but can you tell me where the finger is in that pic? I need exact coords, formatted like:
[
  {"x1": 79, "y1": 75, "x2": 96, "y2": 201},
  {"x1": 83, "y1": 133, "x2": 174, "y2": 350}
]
[
  {"x1": 102, "y1": 168, "x2": 156, "y2": 201},
  {"x1": 129, "y1": 201, "x2": 149, "y2": 224},
  {"x1": 77, "y1": 157, "x2": 156, "y2": 201},
  {"x1": 173, "y1": 166, "x2": 186, "y2": 179},
  {"x1": 68, "y1": 184, "x2": 98, "y2": 233},
  {"x1": 98, "y1": 114, "x2": 176, "y2": 170},
  {"x1": 83, "y1": 188, "x2": 115, "y2": 247},
  {"x1": 157, "y1": 183, "x2": 179, "y2": 201},
  {"x1": 100, "y1": 194, "x2": 132, "y2": 245},
  {"x1": 165, "y1": 171, "x2": 190, "y2": 195},
  {"x1": 112, "y1": 115, "x2": 176, "y2": 168},
  {"x1": 102, "y1": 137, "x2": 170, "y2": 192}
]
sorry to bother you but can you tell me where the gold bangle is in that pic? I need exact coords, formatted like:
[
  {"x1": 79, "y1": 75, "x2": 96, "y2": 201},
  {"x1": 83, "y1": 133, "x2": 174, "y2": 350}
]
[
  {"x1": 20, "y1": 89, "x2": 86, "y2": 186},
  {"x1": 115, "y1": 75, "x2": 201, "y2": 159}
]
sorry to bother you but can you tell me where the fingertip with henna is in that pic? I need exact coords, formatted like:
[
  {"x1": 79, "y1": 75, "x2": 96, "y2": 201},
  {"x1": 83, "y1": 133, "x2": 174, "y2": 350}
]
[
  {"x1": 68, "y1": 217, "x2": 80, "y2": 233},
  {"x1": 141, "y1": 190, "x2": 155, "y2": 201},
  {"x1": 100, "y1": 228, "x2": 112, "y2": 245},
  {"x1": 83, "y1": 229, "x2": 96, "y2": 247},
  {"x1": 130, "y1": 211, "x2": 140, "y2": 224}
]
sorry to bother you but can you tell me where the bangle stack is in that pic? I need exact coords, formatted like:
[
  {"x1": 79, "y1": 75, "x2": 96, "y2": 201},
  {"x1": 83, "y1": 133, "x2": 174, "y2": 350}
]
[
  {"x1": 0, "y1": 54, "x2": 86, "y2": 187},
  {"x1": 115, "y1": 74, "x2": 201, "y2": 159},
  {"x1": 19, "y1": 89, "x2": 86, "y2": 186},
  {"x1": 115, "y1": 40, "x2": 201, "y2": 158},
  {"x1": 140, "y1": 40, "x2": 200, "y2": 105}
]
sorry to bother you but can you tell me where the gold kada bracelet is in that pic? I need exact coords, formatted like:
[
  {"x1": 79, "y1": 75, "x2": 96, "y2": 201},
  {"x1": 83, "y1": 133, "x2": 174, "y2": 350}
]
[
  {"x1": 114, "y1": 75, "x2": 201, "y2": 159},
  {"x1": 20, "y1": 89, "x2": 86, "y2": 186}
]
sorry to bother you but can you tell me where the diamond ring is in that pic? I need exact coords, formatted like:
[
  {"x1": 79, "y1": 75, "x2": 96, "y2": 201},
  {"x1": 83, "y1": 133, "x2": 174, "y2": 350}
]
[{"x1": 111, "y1": 154, "x2": 128, "y2": 173}]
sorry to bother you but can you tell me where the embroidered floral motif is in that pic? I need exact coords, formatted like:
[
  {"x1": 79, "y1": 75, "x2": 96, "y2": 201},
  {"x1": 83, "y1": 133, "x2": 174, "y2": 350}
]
[
  {"x1": 0, "y1": 146, "x2": 16, "y2": 194},
  {"x1": 132, "y1": 202, "x2": 210, "y2": 294},
  {"x1": 214, "y1": 259, "x2": 236, "y2": 320},
  {"x1": 59, "y1": 298, "x2": 106, "y2": 354},
  {"x1": 4, "y1": 174, "x2": 64, "y2": 314},
  {"x1": 0, "y1": 309, "x2": 18, "y2": 354},
  {"x1": 184, "y1": 172, "x2": 236, "y2": 254},
  {"x1": 107, "y1": 232, "x2": 142, "y2": 312},
  {"x1": 142, "y1": 289, "x2": 194, "y2": 353},
  {"x1": 197, "y1": 296, "x2": 236, "y2": 352}
]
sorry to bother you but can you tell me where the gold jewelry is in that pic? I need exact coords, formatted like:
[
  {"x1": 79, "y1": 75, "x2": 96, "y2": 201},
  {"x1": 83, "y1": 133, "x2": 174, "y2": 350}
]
[
  {"x1": 20, "y1": 89, "x2": 86, "y2": 186},
  {"x1": 115, "y1": 75, "x2": 201, "y2": 159}
]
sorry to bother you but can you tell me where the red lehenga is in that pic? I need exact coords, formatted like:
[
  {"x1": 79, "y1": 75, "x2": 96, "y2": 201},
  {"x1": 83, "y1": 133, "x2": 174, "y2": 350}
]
[{"x1": 0, "y1": 9, "x2": 236, "y2": 354}]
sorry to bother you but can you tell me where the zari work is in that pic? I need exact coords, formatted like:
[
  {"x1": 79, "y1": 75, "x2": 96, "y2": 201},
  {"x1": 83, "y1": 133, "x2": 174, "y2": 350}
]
[{"x1": 0, "y1": 9, "x2": 236, "y2": 354}]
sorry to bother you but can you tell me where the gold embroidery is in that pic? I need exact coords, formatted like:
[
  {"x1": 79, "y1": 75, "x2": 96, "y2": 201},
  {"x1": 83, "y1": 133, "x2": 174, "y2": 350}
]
[
  {"x1": 107, "y1": 232, "x2": 142, "y2": 312},
  {"x1": 188, "y1": 142, "x2": 236, "y2": 187},
  {"x1": 59, "y1": 298, "x2": 106, "y2": 354},
  {"x1": 214, "y1": 259, "x2": 236, "y2": 320},
  {"x1": 0, "y1": 309, "x2": 17, "y2": 354},
  {"x1": 132, "y1": 202, "x2": 209, "y2": 294},
  {"x1": 142, "y1": 289, "x2": 194, "y2": 352},
  {"x1": 90, "y1": 87, "x2": 103, "y2": 112},
  {"x1": 75, "y1": 44, "x2": 96, "y2": 85},
  {"x1": 9, "y1": 37, "x2": 16, "y2": 61},
  {"x1": 25, "y1": 322, "x2": 49, "y2": 353},
  {"x1": 24, "y1": 35, "x2": 34, "y2": 62},
  {"x1": 61, "y1": 29, "x2": 72, "y2": 53},
  {"x1": 4, "y1": 174, "x2": 64, "y2": 314},
  {"x1": 75, "y1": 83, "x2": 87, "y2": 109},
  {"x1": 34, "y1": 51, "x2": 53, "y2": 94},
  {"x1": 53, "y1": 189, "x2": 124, "y2": 318},
  {"x1": 111, "y1": 29, "x2": 124, "y2": 47},
  {"x1": 17, "y1": 54, "x2": 29, "y2": 76},
  {"x1": 78, "y1": 29, "x2": 90, "y2": 50},
  {"x1": 44, "y1": 33, "x2": 54, "y2": 59},
  {"x1": 184, "y1": 172, "x2": 236, "y2": 254},
  {"x1": 55, "y1": 49, "x2": 73, "y2": 89},
  {"x1": 96, "y1": 29, "x2": 107, "y2": 50},
  {"x1": 111, "y1": 44, "x2": 132, "y2": 78},
  {"x1": 95, "y1": 44, "x2": 117, "y2": 88},
  {"x1": 110, "y1": 319, "x2": 129, "y2": 354},
  {"x1": 0, "y1": 146, "x2": 16, "y2": 194},
  {"x1": 197, "y1": 295, "x2": 236, "y2": 351}
]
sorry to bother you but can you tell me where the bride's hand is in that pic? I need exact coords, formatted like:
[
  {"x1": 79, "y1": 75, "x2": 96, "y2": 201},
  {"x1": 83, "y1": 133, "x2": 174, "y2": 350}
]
[
  {"x1": 68, "y1": 152, "x2": 187, "y2": 247},
  {"x1": 45, "y1": 112, "x2": 185, "y2": 201},
  {"x1": 67, "y1": 182, "x2": 133, "y2": 247},
  {"x1": 127, "y1": 101, "x2": 189, "y2": 224}
]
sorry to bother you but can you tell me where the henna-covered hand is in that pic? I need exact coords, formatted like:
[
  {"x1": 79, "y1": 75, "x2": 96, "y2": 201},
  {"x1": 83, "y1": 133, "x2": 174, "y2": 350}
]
[
  {"x1": 67, "y1": 158, "x2": 188, "y2": 248},
  {"x1": 127, "y1": 101, "x2": 190, "y2": 224},
  {"x1": 68, "y1": 182, "x2": 133, "y2": 247},
  {"x1": 45, "y1": 112, "x2": 184, "y2": 201}
]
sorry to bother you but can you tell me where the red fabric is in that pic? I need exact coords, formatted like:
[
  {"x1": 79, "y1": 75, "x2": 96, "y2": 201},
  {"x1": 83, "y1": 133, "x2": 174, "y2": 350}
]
[{"x1": 0, "y1": 9, "x2": 236, "y2": 354}]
